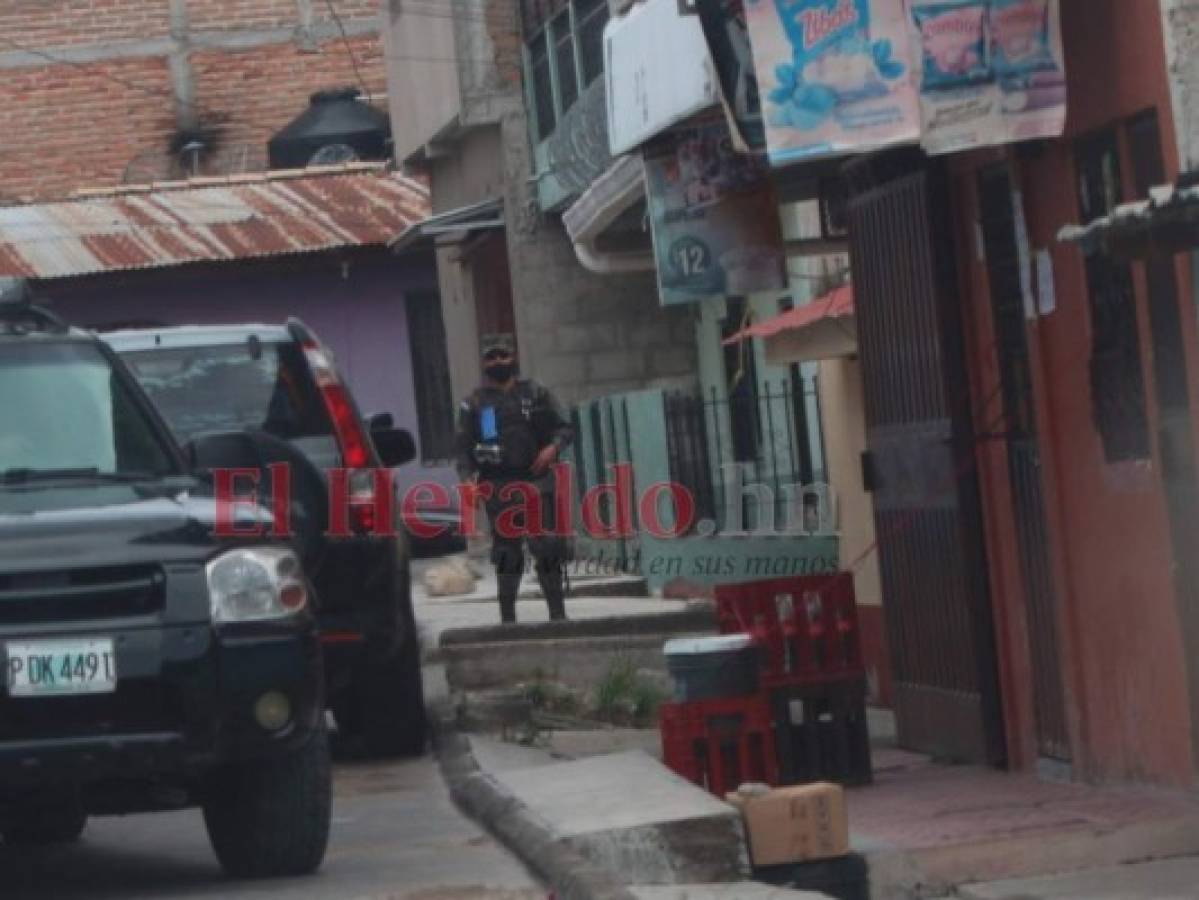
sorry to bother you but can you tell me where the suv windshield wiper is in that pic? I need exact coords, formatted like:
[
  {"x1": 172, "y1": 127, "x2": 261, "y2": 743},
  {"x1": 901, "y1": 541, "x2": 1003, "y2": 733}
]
[{"x1": 0, "y1": 467, "x2": 165, "y2": 486}]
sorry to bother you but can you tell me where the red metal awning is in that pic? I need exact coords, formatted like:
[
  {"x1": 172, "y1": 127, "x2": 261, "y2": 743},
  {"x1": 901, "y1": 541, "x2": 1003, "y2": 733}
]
[{"x1": 723, "y1": 285, "x2": 856, "y2": 362}]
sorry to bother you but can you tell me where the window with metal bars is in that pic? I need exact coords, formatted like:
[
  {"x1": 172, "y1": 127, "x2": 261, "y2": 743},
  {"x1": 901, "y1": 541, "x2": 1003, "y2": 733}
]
[
  {"x1": 1074, "y1": 129, "x2": 1152, "y2": 463},
  {"x1": 721, "y1": 297, "x2": 762, "y2": 464},
  {"x1": 522, "y1": 0, "x2": 608, "y2": 142},
  {"x1": 404, "y1": 292, "x2": 456, "y2": 464},
  {"x1": 778, "y1": 294, "x2": 816, "y2": 485}
]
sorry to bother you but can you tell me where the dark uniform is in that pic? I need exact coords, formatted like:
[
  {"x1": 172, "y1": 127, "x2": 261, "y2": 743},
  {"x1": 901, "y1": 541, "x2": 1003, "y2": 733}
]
[{"x1": 455, "y1": 362, "x2": 574, "y2": 623}]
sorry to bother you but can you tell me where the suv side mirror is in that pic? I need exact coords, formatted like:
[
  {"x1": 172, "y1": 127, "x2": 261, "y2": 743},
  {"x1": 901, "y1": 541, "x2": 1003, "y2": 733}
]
[
  {"x1": 368, "y1": 412, "x2": 395, "y2": 432},
  {"x1": 373, "y1": 427, "x2": 416, "y2": 468}
]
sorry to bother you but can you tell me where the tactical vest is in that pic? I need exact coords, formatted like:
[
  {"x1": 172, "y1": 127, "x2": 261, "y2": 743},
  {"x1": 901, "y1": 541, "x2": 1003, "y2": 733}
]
[{"x1": 468, "y1": 380, "x2": 551, "y2": 477}]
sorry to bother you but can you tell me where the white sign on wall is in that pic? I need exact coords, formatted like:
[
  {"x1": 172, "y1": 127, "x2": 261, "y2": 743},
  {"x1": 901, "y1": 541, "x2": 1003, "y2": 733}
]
[{"x1": 605, "y1": 0, "x2": 720, "y2": 156}]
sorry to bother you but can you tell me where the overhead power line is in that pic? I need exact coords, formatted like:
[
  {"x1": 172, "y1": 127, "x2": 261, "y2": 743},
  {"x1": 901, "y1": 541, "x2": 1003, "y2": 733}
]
[{"x1": 322, "y1": 0, "x2": 373, "y2": 103}]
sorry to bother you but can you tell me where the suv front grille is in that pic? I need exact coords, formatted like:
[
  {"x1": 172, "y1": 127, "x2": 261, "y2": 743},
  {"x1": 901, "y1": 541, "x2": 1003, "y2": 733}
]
[{"x1": 0, "y1": 565, "x2": 166, "y2": 625}]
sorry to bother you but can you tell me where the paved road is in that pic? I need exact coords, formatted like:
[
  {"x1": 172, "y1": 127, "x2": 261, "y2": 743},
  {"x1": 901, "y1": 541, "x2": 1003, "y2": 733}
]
[{"x1": 0, "y1": 752, "x2": 544, "y2": 900}]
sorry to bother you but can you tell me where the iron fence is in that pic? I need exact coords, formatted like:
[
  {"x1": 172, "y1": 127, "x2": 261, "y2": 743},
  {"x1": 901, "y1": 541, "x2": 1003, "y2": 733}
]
[
  {"x1": 665, "y1": 377, "x2": 824, "y2": 534},
  {"x1": 569, "y1": 377, "x2": 824, "y2": 539}
]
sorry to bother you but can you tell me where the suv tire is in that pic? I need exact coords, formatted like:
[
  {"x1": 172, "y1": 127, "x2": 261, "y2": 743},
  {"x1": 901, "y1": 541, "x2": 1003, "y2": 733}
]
[
  {"x1": 2, "y1": 806, "x2": 87, "y2": 845},
  {"x1": 203, "y1": 723, "x2": 332, "y2": 878},
  {"x1": 362, "y1": 640, "x2": 428, "y2": 758}
]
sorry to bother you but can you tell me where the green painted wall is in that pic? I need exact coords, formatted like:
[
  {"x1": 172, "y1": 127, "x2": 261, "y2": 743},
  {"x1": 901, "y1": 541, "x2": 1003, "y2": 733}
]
[{"x1": 570, "y1": 388, "x2": 840, "y2": 594}]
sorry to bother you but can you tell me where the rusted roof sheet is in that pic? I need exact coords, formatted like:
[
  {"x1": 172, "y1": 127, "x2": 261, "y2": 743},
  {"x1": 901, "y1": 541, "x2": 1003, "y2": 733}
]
[{"x1": 0, "y1": 164, "x2": 430, "y2": 280}]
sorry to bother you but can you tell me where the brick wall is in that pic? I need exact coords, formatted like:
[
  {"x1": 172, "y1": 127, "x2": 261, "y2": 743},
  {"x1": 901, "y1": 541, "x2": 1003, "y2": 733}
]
[
  {"x1": 0, "y1": 1, "x2": 172, "y2": 49},
  {"x1": 187, "y1": 0, "x2": 308, "y2": 31},
  {"x1": 187, "y1": 0, "x2": 380, "y2": 31},
  {"x1": 0, "y1": 57, "x2": 176, "y2": 204},
  {"x1": 0, "y1": 0, "x2": 387, "y2": 203}
]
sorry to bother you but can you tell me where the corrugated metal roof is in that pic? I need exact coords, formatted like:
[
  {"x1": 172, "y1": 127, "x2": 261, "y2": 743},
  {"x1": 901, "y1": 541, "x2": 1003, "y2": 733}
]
[
  {"x1": 390, "y1": 197, "x2": 505, "y2": 251},
  {"x1": 0, "y1": 163, "x2": 431, "y2": 280}
]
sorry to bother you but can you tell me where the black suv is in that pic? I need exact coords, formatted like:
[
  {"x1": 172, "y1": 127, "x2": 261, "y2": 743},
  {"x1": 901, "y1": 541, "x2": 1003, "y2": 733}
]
[
  {"x1": 0, "y1": 292, "x2": 329, "y2": 877},
  {"x1": 104, "y1": 321, "x2": 427, "y2": 757}
]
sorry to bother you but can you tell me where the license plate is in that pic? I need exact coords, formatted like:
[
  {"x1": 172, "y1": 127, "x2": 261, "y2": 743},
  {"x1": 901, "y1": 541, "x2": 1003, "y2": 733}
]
[{"x1": 5, "y1": 639, "x2": 117, "y2": 698}]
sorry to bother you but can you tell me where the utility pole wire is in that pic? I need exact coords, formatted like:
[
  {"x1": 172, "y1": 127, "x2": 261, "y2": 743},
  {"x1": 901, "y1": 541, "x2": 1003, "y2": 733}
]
[{"x1": 322, "y1": 0, "x2": 373, "y2": 103}]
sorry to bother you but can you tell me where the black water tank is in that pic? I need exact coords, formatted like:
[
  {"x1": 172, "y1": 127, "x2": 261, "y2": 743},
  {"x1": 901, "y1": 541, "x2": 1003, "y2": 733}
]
[{"x1": 267, "y1": 87, "x2": 391, "y2": 169}]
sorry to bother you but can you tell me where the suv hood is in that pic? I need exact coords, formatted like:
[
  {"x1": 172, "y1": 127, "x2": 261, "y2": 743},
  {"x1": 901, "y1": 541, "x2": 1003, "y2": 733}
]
[{"x1": 0, "y1": 483, "x2": 276, "y2": 574}]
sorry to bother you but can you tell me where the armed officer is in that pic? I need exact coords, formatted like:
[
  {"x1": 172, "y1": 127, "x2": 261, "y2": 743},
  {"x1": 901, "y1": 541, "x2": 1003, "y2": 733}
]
[{"x1": 455, "y1": 334, "x2": 574, "y2": 624}]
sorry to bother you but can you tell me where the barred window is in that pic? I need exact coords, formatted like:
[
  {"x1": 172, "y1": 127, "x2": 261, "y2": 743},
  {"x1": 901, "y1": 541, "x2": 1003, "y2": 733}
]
[{"x1": 1074, "y1": 129, "x2": 1151, "y2": 463}]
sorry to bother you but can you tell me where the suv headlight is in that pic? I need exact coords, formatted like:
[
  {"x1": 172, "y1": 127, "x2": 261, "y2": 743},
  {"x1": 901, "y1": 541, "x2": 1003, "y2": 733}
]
[{"x1": 206, "y1": 548, "x2": 308, "y2": 624}]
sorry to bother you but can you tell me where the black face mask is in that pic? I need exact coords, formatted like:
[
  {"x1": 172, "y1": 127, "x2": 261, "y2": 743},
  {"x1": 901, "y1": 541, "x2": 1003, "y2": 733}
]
[{"x1": 484, "y1": 362, "x2": 515, "y2": 382}]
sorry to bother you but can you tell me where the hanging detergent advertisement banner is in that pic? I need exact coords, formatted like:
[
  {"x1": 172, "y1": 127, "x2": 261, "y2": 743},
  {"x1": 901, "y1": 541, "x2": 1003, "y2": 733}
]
[
  {"x1": 744, "y1": 0, "x2": 921, "y2": 165},
  {"x1": 908, "y1": 0, "x2": 1067, "y2": 154},
  {"x1": 645, "y1": 121, "x2": 787, "y2": 307}
]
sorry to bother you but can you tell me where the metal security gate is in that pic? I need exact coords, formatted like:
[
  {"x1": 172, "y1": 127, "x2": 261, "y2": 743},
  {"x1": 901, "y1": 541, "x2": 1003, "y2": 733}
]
[
  {"x1": 977, "y1": 166, "x2": 1070, "y2": 762},
  {"x1": 846, "y1": 151, "x2": 1006, "y2": 765}
]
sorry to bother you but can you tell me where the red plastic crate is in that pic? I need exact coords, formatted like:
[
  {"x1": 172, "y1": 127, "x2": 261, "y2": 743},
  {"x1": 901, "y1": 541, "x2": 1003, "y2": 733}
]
[
  {"x1": 659, "y1": 694, "x2": 780, "y2": 797},
  {"x1": 715, "y1": 573, "x2": 864, "y2": 689}
]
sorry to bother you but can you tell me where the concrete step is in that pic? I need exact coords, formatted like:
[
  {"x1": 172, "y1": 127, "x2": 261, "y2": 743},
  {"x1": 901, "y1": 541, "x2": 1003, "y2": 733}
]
[
  {"x1": 438, "y1": 603, "x2": 716, "y2": 692},
  {"x1": 554, "y1": 574, "x2": 650, "y2": 599},
  {"x1": 439, "y1": 602, "x2": 715, "y2": 646},
  {"x1": 444, "y1": 632, "x2": 679, "y2": 692},
  {"x1": 486, "y1": 750, "x2": 751, "y2": 887}
]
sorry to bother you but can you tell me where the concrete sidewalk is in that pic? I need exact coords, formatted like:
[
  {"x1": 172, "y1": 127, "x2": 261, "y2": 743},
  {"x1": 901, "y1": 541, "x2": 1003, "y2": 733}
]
[
  {"x1": 443, "y1": 733, "x2": 834, "y2": 899},
  {"x1": 415, "y1": 558, "x2": 1199, "y2": 899},
  {"x1": 852, "y1": 747, "x2": 1199, "y2": 898},
  {"x1": 412, "y1": 554, "x2": 689, "y2": 652},
  {"x1": 412, "y1": 555, "x2": 648, "y2": 606},
  {"x1": 958, "y1": 856, "x2": 1199, "y2": 899}
]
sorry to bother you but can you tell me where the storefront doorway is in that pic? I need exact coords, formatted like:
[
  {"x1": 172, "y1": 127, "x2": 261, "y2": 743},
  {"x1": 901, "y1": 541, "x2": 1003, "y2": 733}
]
[{"x1": 845, "y1": 151, "x2": 1006, "y2": 765}]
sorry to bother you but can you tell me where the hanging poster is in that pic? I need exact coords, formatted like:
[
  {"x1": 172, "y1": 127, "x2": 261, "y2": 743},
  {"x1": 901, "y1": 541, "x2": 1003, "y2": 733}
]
[
  {"x1": 645, "y1": 121, "x2": 788, "y2": 307},
  {"x1": 907, "y1": 0, "x2": 1067, "y2": 154},
  {"x1": 743, "y1": 0, "x2": 921, "y2": 166}
]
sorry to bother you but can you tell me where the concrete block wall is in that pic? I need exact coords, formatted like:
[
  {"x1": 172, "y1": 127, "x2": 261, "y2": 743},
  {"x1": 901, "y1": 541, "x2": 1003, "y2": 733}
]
[
  {"x1": 456, "y1": 0, "x2": 524, "y2": 124},
  {"x1": 509, "y1": 230, "x2": 699, "y2": 404},
  {"x1": 0, "y1": 0, "x2": 386, "y2": 203},
  {"x1": 1163, "y1": 0, "x2": 1199, "y2": 171},
  {"x1": 497, "y1": 112, "x2": 699, "y2": 406}
]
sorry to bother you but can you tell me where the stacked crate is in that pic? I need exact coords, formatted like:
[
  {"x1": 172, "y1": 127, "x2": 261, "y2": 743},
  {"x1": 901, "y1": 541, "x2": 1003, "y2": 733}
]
[{"x1": 660, "y1": 573, "x2": 872, "y2": 796}]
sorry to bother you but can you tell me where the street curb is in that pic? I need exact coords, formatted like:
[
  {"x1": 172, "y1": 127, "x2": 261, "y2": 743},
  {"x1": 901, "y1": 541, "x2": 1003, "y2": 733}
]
[{"x1": 430, "y1": 702, "x2": 641, "y2": 900}]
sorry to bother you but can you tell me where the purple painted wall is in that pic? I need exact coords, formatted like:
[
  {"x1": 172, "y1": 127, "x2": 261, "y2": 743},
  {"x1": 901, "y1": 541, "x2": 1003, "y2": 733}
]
[{"x1": 37, "y1": 252, "x2": 459, "y2": 498}]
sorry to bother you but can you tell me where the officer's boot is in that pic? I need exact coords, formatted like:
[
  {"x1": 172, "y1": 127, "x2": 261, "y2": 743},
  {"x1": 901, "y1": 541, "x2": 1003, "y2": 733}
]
[
  {"x1": 497, "y1": 574, "x2": 521, "y2": 624},
  {"x1": 494, "y1": 541, "x2": 524, "y2": 625},
  {"x1": 537, "y1": 560, "x2": 567, "y2": 622}
]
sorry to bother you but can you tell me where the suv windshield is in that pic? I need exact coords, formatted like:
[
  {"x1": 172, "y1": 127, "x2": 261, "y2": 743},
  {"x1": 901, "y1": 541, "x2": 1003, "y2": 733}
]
[
  {"x1": 119, "y1": 341, "x2": 329, "y2": 445},
  {"x1": 0, "y1": 341, "x2": 177, "y2": 481}
]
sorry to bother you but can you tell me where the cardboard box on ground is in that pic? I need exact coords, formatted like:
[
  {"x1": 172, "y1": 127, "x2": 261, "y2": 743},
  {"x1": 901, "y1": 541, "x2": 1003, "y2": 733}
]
[{"x1": 726, "y1": 782, "x2": 849, "y2": 867}]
